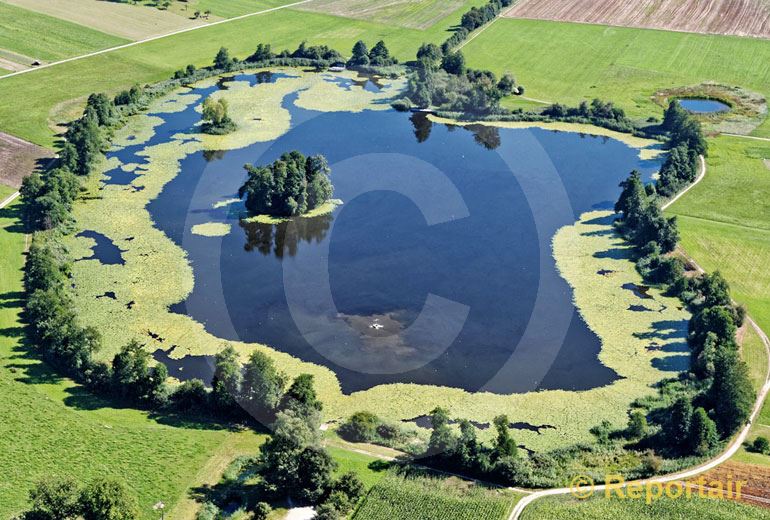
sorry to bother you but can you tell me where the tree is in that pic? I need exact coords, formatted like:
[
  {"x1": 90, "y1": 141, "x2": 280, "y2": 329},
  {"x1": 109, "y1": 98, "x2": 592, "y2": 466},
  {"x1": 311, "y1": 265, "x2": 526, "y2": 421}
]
[
  {"x1": 171, "y1": 378, "x2": 208, "y2": 411},
  {"x1": 664, "y1": 397, "x2": 693, "y2": 448},
  {"x1": 615, "y1": 170, "x2": 647, "y2": 225},
  {"x1": 690, "y1": 306, "x2": 737, "y2": 350},
  {"x1": 493, "y1": 415, "x2": 517, "y2": 459},
  {"x1": 347, "y1": 40, "x2": 369, "y2": 67},
  {"x1": 428, "y1": 407, "x2": 455, "y2": 455},
  {"x1": 497, "y1": 73, "x2": 516, "y2": 95},
  {"x1": 368, "y1": 40, "x2": 396, "y2": 66},
  {"x1": 111, "y1": 340, "x2": 166, "y2": 403},
  {"x1": 79, "y1": 479, "x2": 137, "y2": 520},
  {"x1": 211, "y1": 344, "x2": 241, "y2": 413},
  {"x1": 239, "y1": 350, "x2": 287, "y2": 422},
  {"x1": 416, "y1": 43, "x2": 442, "y2": 69},
  {"x1": 249, "y1": 43, "x2": 274, "y2": 62},
  {"x1": 295, "y1": 446, "x2": 337, "y2": 502},
  {"x1": 627, "y1": 409, "x2": 648, "y2": 439},
  {"x1": 331, "y1": 471, "x2": 364, "y2": 503},
  {"x1": 86, "y1": 93, "x2": 116, "y2": 126},
  {"x1": 201, "y1": 96, "x2": 235, "y2": 134},
  {"x1": 711, "y1": 349, "x2": 755, "y2": 435},
  {"x1": 339, "y1": 411, "x2": 379, "y2": 442},
  {"x1": 26, "y1": 476, "x2": 80, "y2": 520},
  {"x1": 280, "y1": 373, "x2": 322, "y2": 421},
  {"x1": 441, "y1": 51, "x2": 465, "y2": 75},
  {"x1": 253, "y1": 502, "x2": 272, "y2": 520},
  {"x1": 214, "y1": 47, "x2": 234, "y2": 71},
  {"x1": 752, "y1": 436, "x2": 770, "y2": 454},
  {"x1": 662, "y1": 100, "x2": 688, "y2": 132},
  {"x1": 65, "y1": 108, "x2": 102, "y2": 175},
  {"x1": 689, "y1": 407, "x2": 718, "y2": 455}
]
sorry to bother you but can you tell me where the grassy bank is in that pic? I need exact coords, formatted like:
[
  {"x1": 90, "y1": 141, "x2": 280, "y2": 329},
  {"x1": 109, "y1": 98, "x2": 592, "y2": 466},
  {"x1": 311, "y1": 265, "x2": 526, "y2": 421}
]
[
  {"x1": 0, "y1": 198, "x2": 263, "y2": 518},
  {"x1": 462, "y1": 19, "x2": 770, "y2": 137}
]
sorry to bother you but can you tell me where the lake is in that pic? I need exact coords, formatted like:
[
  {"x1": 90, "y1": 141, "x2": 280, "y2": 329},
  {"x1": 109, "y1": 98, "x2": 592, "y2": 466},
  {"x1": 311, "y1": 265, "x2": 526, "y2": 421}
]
[
  {"x1": 110, "y1": 73, "x2": 660, "y2": 395},
  {"x1": 678, "y1": 98, "x2": 731, "y2": 114}
]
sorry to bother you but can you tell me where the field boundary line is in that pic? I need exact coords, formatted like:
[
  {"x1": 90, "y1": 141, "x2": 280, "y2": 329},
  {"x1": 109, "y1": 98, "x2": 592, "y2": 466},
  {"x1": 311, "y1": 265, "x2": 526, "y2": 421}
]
[
  {"x1": 510, "y1": 155, "x2": 770, "y2": 519},
  {"x1": 0, "y1": 0, "x2": 317, "y2": 81},
  {"x1": 0, "y1": 191, "x2": 20, "y2": 209}
]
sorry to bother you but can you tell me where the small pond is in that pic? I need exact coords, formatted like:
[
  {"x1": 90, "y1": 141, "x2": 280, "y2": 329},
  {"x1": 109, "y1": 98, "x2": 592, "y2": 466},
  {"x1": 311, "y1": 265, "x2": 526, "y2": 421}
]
[
  {"x1": 678, "y1": 98, "x2": 731, "y2": 114},
  {"x1": 108, "y1": 73, "x2": 662, "y2": 395}
]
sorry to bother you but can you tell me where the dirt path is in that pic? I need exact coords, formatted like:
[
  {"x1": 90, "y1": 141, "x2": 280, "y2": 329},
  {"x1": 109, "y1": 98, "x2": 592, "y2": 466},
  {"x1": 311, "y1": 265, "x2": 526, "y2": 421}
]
[
  {"x1": 722, "y1": 133, "x2": 770, "y2": 143},
  {"x1": 510, "y1": 155, "x2": 770, "y2": 519},
  {"x1": 661, "y1": 155, "x2": 706, "y2": 211},
  {"x1": 0, "y1": 57, "x2": 28, "y2": 72},
  {"x1": 0, "y1": 0, "x2": 317, "y2": 81},
  {"x1": 0, "y1": 191, "x2": 20, "y2": 209}
]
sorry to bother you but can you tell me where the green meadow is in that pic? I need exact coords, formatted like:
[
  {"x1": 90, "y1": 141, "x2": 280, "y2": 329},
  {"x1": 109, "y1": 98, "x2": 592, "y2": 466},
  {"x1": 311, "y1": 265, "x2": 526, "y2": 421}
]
[
  {"x1": 666, "y1": 136, "x2": 770, "y2": 335},
  {"x1": 0, "y1": 3, "x2": 470, "y2": 147},
  {"x1": 0, "y1": 198, "x2": 264, "y2": 518},
  {"x1": 462, "y1": 19, "x2": 770, "y2": 137},
  {"x1": 0, "y1": 2, "x2": 127, "y2": 63}
]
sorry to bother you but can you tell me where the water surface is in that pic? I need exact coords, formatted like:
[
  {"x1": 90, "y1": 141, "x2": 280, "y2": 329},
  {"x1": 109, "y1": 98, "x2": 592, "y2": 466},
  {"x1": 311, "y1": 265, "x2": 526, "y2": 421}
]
[{"x1": 109, "y1": 75, "x2": 661, "y2": 395}]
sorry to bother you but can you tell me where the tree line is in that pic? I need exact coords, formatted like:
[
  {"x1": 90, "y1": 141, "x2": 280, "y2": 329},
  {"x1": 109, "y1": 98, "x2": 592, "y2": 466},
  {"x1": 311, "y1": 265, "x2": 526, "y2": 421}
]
[{"x1": 613, "y1": 104, "x2": 753, "y2": 458}]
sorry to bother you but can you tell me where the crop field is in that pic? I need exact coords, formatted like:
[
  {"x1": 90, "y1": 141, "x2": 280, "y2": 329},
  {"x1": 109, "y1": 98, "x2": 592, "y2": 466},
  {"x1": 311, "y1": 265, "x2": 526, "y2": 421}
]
[
  {"x1": 667, "y1": 136, "x2": 770, "y2": 335},
  {"x1": 0, "y1": 2, "x2": 127, "y2": 64},
  {"x1": 353, "y1": 470, "x2": 521, "y2": 520},
  {"x1": 298, "y1": 0, "x2": 481, "y2": 29},
  {"x1": 522, "y1": 493, "x2": 770, "y2": 519},
  {"x1": 505, "y1": 0, "x2": 770, "y2": 39},
  {"x1": 462, "y1": 19, "x2": 770, "y2": 138},
  {"x1": 2, "y1": 0, "x2": 207, "y2": 41}
]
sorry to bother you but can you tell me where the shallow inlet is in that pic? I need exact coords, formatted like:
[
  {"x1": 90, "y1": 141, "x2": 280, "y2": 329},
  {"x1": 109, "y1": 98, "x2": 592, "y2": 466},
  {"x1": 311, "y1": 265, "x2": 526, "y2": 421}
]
[
  {"x1": 678, "y1": 98, "x2": 731, "y2": 114},
  {"x1": 109, "y1": 73, "x2": 661, "y2": 395}
]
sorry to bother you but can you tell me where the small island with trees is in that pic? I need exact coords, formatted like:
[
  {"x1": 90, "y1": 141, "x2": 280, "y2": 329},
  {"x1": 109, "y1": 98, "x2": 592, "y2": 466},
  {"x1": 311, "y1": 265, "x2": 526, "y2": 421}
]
[{"x1": 238, "y1": 151, "x2": 334, "y2": 218}]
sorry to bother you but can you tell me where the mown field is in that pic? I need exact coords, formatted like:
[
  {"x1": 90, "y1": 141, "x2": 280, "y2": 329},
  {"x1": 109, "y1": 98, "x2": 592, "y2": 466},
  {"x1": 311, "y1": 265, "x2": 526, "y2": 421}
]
[
  {"x1": 298, "y1": 0, "x2": 483, "y2": 29},
  {"x1": 462, "y1": 18, "x2": 770, "y2": 137},
  {"x1": 3, "y1": 0, "x2": 207, "y2": 40},
  {"x1": 0, "y1": 4, "x2": 472, "y2": 147},
  {"x1": 667, "y1": 136, "x2": 770, "y2": 336},
  {"x1": 0, "y1": 2, "x2": 127, "y2": 63},
  {"x1": 522, "y1": 494, "x2": 770, "y2": 519},
  {"x1": 353, "y1": 470, "x2": 521, "y2": 520},
  {"x1": 0, "y1": 198, "x2": 265, "y2": 518}
]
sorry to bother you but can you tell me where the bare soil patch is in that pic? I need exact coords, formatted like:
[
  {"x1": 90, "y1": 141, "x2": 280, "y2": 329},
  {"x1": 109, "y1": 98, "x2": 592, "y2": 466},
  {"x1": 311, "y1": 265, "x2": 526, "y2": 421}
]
[
  {"x1": 693, "y1": 461, "x2": 770, "y2": 507},
  {"x1": 505, "y1": 0, "x2": 770, "y2": 39},
  {"x1": 0, "y1": 132, "x2": 55, "y2": 188}
]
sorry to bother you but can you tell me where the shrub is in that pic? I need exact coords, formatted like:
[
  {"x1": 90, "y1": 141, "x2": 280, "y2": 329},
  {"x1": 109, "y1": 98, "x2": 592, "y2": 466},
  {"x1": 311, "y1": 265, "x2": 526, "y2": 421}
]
[
  {"x1": 338, "y1": 411, "x2": 379, "y2": 442},
  {"x1": 751, "y1": 436, "x2": 770, "y2": 454}
]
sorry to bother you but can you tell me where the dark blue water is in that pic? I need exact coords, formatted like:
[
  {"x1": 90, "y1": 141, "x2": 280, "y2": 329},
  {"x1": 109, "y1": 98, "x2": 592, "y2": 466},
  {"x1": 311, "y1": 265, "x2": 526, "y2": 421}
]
[
  {"x1": 678, "y1": 98, "x2": 730, "y2": 114},
  {"x1": 108, "y1": 74, "x2": 661, "y2": 395},
  {"x1": 76, "y1": 230, "x2": 125, "y2": 265}
]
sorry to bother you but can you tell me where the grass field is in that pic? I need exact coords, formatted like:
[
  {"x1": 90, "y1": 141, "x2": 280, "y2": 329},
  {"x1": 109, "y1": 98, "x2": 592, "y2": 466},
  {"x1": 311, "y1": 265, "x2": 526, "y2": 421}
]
[
  {"x1": 522, "y1": 494, "x2": 770, "y2": 519},
  {"x1": 667, "y1": 136, "x2": 770, "y2": 336},
  {"x1": 462, "y1": 19, "x2": 770, "y2": 137},
  {"x1": 3, "y1": 0, "x2": 207, "y2": 40},
  {"x1": 353, "y1": 470, "x2": 521, "y2": 520},
  {"x1": 0, "y1": 2, "x2": 472, "y2": 147},
  {"x1": 298, "y1": 0, "x2": 483, "y2": 29},
  {"x1": 0, "y1": 2, "x2": 128, "y2": 63},
  {"x1": 0, "y1": 198, "x2": 264, "y2": 518}
]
